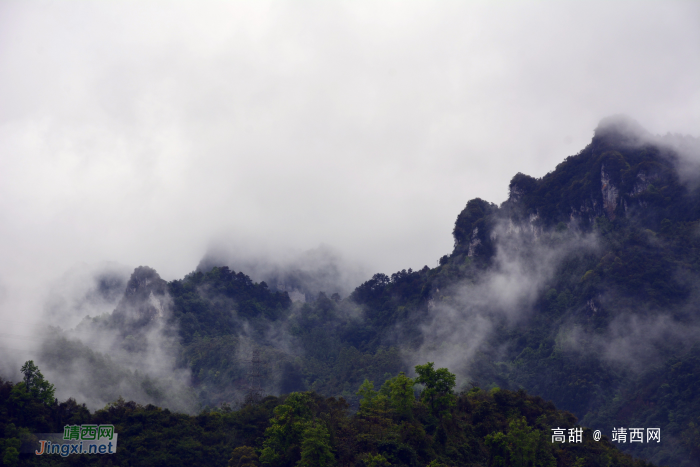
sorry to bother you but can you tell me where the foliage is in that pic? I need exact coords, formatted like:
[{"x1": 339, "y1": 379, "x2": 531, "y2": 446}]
[
  {"x1": 12, "y1": 361, "x2": 55, "y2": 407},
  {"x1": 229, "y1": 446, "x2": 260, "y2": 467},
  {"x1": 298, "y1": 421, "x2": 334, "y2": 467},
  {"x1": 414, "y1": 363, "x2": 455, "y2": 419},
  {"x1": 381, "y1": 372, "x2": 415, "y2": 418},
  {"x1": 0, "y1": 367, "x2": 658, "y2": 467},
  {"x1": 357, "y1": 379, "x2": 378, "y2": 409},
  {"x1": 259, "y1": 392, "x2": 314, "y2": 466},
  {"x1": 364, "y1": 453, "x2": 390, "y2": 466}
]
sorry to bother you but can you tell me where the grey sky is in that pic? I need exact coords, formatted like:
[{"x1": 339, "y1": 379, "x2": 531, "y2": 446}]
[{"x1": 1, "y1": 1, "x2": 699, "y2": 323}]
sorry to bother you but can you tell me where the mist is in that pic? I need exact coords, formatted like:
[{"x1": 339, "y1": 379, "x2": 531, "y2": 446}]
[
  {"x1": 594, "y1": 114, "x2": 700, "y2": 187},
  {"x1": 198, "y1": 241, "x2": 369, "y2": 300},
  {"x1": 1, "y1": 1, "x2": 699, "y2": 414},
  {"x1": 405, "y1": 219, "x2": 601, "y2": 385}
]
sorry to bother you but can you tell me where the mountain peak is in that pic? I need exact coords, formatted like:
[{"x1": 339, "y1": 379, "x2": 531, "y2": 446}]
[
  {"x1": 593, "y1": 114, "x2": 651, "y2": 147},
  {"x1": 113, "y1": 266, "x2": 168, "y2": 323}
]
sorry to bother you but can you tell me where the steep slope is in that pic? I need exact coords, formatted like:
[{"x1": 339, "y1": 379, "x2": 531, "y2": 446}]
[{"x1": 350, "y1": 115, "x2": 700, "y2": 466}]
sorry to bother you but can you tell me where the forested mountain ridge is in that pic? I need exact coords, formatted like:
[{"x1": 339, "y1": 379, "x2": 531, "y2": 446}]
[
  {"x1": 352, "y1": 115, "x2": 700, "y2": 466},
  {"x1": 6, "y1": 116, "x2": 700, "y2": 466}
]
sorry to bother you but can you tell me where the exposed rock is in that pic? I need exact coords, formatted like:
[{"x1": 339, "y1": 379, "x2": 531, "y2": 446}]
[
  {"x1": 467, "y1": 227, "x2": 482, "y2": 257},
  {"x1": 601, "y1": 163, "x2": 619, "y2": 220},
  {"x1": 632, "y1": 170, "x2": 658, "y2": 196},
  {"x1": 113, "y1": 266, "x2": 169, "y2": 324}
]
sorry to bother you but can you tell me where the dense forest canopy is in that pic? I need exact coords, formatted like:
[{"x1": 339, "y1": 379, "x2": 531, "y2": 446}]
[{"x1": 0, "y1": 361, "x2": 659, "y2": 466}]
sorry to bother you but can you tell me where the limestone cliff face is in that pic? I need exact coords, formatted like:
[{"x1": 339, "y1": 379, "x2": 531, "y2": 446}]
[
  {"x1": 113, "y1": 266, "x2": 169, "y2": 324},
  {"x1": 451, "y1": 116, "x2": 696, "y2": 263},
  {"x1": 467, "y1": 227, "x2": 482, "y2": 257},
  {"x1": 601, "y1": 163, "x2": 619, "y2": 220},
  {"x1": 632, "y1": 170, "x2": 657, "y2": 195}
]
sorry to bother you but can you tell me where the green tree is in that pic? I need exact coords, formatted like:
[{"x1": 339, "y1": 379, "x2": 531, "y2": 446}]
[
  {"x1": 357, "y1": 379, "x2": 379, "y2": 409},
  {"x1": 364, "y1": 453, "x2": 390, "y2": 467},
  {"x1": 260, "y1": 393, "x2": 314, "y2": 467},
  {"x1": 229, "y1": 446, "x2": 260, "y2": 467},
  {"x1": 380, "y1": 372, "x2": 415, "y2": 417},
  {"x1": 505, "y1": 417, "x2": 538, "y2": 467},
  {"x1": 484, "y1": 431, "x2": 508, "y2": 467},
  {"x1": 22, "y1": 360, "x2": 55, "y2": 403},
  {"x1": 2, "y1": 447, "x2": 19, "y2": 467},
  {"x1": 298, "y1": 421, "x2": 335, "y2": 467},
  {"x1": 485, "y1": 418, "x2": 551, "y2": 467},
  {"x1": 10, "y1": 361, "x2": 55, "y2": 407},
  {"x1": 414, "y1": 363, "x2": 455, "y2": 418}
]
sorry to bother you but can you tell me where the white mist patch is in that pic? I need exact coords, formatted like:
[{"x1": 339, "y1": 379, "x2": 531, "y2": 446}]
[
  {"x1": 199, "y1": 240, "x2": 369, "y2": 300},
  {"x1": 6, "y1": 265, "x2": 200, "y2": 413},
  {"x1": 406, "y1": 221, "x2": 600, "y2": 386},
  {"x1": 42, "y1": 262, "x2": 132, "y2": 329},
  {"x1": 557, "y1": 310, "x2": 700, "y2": 374},
  {"x1": 0, "y1": 262, "x2": 130, "y2": 394},
  {"x1": 45, "y1": 296, "x2": 197, "y2": 412},
  {"x1": 596, "y1": 115, "x2": 700, "y2": 187},
  {"x1": 410, "y1": 305, "x2": 493, "y2": 380}
]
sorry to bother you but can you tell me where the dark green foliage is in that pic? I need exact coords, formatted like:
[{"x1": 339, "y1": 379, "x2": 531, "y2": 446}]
[
  {"x1": 229, "y1": 446, "x2": 260, "y2": 467},
  {"x1": 298, "y1": 421, "x2": 334, "y2": 467},
  {"x1": 452, "y1": 198, "x2": 498, "y2": 258},
  {"x1": 0, "y1": 369, "x2": 658, "y2": 466},
  {"x1": 382, "y1": 373, "x2": 415, "y2": 418},
  {"x1": 170, "y1": 266, "x2": 292, "y2": 343},
  {"x1": 414, "y1": 363, "x2": 455, "y2": 419},
  {"x1": 13, "y1": 361, "x2": 55, "y2": 407}
]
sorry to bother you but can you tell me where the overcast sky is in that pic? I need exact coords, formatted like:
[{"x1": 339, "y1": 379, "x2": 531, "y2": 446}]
[{"x1": 1, "y1": 1, "x2": 699, "y2": 323}]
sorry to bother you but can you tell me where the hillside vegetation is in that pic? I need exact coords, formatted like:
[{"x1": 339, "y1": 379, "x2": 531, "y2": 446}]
[{"x1": 0, "y1": 361, "x2": 657, "y2": 467}]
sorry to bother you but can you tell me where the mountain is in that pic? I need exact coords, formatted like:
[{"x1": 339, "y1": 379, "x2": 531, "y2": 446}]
[
  {"x1": 18, "y1": 115, "x2": 700, "y2": 466},
  {"x1": 436, "y1": 115, "x2": 700, "y2": 466}
]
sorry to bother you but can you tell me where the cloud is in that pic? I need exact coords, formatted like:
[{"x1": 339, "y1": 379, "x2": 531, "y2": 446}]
[
  {"x1": 556, "y1": 278, "x2": 700, "y2": 374},
  {"x1": 41, "y1": 262, "x2": 132, "y2": 329},
  {"x1": 199, "y1": 241, "x2": 368, "y2": 300},
  {"x1": 1, "y1": 2, "x2": 699, "y2": 307},
  {"x1": 594, "y1": 114, "x2": 700, "y2": 186}
]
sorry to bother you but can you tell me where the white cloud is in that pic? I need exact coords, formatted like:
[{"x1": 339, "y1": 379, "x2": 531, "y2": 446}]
[{"x1": 0, "y1": 0, "x2": 698, "y2": 332}]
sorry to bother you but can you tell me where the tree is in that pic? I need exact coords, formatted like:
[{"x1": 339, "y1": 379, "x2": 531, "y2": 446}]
[
  {"x1": 229, "y1": 446, "x2": 259, "y2": 467},
  {"x1": 364, "y1": 453, "x2": 390, "y2": 467},
  {"x1": 380, "y1": 372, "x2": 415, "y2": 417},
  {"x1": 485, "y1": 417, "x2": 552, "y2": 467},
  {"x1": 260, "y1": 392, "x2": 314, "y2": 466},
  {"x1": 505, "y1": 417, "x2": 538, "y2": 467},
  {"x1": 298, "y1": 421, "x2": 335, "y2": 467},
  {"x1": 414, "y1": 363, "x2": 455, "y2": 418},
  {"x1": 484, "y1": 431, "x2": 508, "y2": 467},
  {"x1": 357, "y1": 379, "x2": 379, "y2": 409},
  {"x1": 2, "y1": 447, "x2": 19, "y2": 467},
  {"x1": 12, "y1": 361, "x2": 55, "y2": 406}
]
